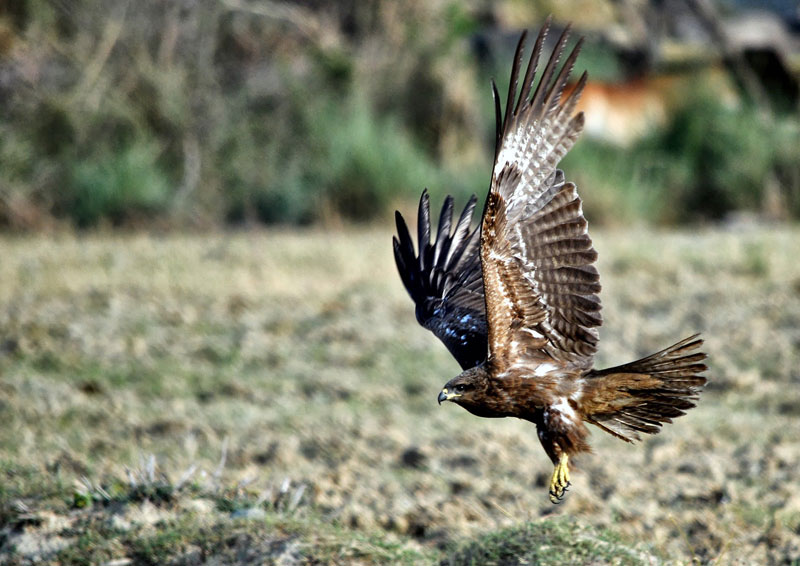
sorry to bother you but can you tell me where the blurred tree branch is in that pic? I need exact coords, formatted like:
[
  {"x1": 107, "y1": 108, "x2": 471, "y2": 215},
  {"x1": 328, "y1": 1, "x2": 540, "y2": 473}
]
[
  {"x1": 684, "y1": 0, "x2": 771, "y2": 113},
  {"x1": 220, "y1": 0, "x2": 342, "y2": 50},
  {"x1": 70, "y1": 10, "x2": 126, "y2": 107}
]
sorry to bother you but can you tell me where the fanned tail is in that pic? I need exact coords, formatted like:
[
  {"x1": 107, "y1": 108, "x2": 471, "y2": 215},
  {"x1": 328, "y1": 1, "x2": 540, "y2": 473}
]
[{"x1": 584, "y1": 335, "x2": 708, "y2": 442}]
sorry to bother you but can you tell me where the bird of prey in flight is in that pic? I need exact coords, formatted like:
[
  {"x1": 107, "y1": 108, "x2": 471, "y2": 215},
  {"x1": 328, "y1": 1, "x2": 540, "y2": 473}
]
[{"x1": 393, "y1": 19, "x2": 708, "y2": 503}]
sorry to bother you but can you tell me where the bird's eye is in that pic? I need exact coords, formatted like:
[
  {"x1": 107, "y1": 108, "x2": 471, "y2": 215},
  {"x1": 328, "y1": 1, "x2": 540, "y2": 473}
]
[{"x1": 455, "y1": 384, "x2": 466, "y2": 393}]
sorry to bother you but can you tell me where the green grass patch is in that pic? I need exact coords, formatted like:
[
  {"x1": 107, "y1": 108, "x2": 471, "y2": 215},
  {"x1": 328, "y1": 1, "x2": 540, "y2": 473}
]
[{"x1": 442, "y1": 518, "x2": 657, "y2": 566}]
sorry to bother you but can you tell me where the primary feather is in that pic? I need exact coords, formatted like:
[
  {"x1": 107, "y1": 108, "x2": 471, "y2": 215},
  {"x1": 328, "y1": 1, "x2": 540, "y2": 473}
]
[
  {"x1": 482, "y1": 21, "x2": 600, "y2": 371},
  {"x1": 393, "y1": 189, "x2": 486, "y2": 370}
]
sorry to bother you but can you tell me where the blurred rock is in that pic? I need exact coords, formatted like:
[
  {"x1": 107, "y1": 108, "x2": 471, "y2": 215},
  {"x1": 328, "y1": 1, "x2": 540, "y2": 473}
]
[
  {"x1": 231, "y1": 507, "x2": 266, "y2": 520},
  {"x1": 399, "y1": 446, "x2": 427, "y2": 469}
]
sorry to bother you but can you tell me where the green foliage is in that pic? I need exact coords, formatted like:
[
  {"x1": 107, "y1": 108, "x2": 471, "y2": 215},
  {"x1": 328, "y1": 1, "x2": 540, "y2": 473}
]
[
  {"x1": 309, "y1": 94, "x2": 450, "y2": 222},
  {"x1": 655, "y1": 93, "x2": 799, "y2": 221},
  {"x1": 562, "y1": 138, "x2": 670, "y2": 226},
  {"x1": 564, "y1": 89, "x2": 800, "y2": 225},
  {"x1": 67, "y1": 139, "x2": 171, "y2": 227},
  {"x1": 0, "y1": 0, "x2": 489, "y2": 229},
  {"x1": 1, "y1": 1, "x2": 798, "y2": 230},
  {"x1": 219, "y1": 90, "x2": 456, "y2": 225}
]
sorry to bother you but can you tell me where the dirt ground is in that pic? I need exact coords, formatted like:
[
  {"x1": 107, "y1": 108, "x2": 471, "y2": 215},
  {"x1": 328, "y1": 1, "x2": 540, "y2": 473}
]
[{"x1": 0, "y1": 225, "x2": 798, "y2": 564}]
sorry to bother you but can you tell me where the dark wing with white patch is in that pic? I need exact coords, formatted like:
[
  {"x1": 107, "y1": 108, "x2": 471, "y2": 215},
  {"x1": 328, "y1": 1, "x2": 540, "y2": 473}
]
[
  {"x1": 481, "y1": 21, "x2": 602, "y2": 372},
  {"x1": 394, "y1": 189, "x2": 487, "y2": 370}
]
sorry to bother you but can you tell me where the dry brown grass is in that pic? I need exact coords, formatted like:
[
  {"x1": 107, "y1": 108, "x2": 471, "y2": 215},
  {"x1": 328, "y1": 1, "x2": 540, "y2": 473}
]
[{"x1": 0, "y1": 225, "x2": 799, "y2": 564}]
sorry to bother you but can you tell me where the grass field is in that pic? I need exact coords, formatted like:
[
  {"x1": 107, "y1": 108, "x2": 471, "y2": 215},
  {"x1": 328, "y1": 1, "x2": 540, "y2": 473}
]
[{"x1": 1, "y1": 225, "x2": 799, "y2": 565}]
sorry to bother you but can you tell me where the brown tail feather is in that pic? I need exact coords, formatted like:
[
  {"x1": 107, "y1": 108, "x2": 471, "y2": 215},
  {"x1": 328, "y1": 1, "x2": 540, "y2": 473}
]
[{"x1": 583, "y1": 334, "x2": 708, "y2": 442}]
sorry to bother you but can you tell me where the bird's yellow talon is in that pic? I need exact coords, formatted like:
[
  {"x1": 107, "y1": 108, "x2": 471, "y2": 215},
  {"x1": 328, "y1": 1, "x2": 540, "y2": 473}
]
[{"x1": 548, "y1": 453, "x2": 571, "y2": 504}]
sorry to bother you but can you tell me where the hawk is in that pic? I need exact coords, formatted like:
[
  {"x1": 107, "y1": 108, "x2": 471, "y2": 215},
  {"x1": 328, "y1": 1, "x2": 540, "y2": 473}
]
[{"x1": 393, "y1": 20, "x2": 707, "y2": 503}]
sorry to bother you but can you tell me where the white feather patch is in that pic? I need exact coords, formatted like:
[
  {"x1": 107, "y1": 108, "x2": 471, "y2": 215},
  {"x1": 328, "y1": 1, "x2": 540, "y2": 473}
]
[
  {"x1": 552, "y1": 397, "x2": 577, "y2": 421},
  {"x1": 533, "y1": 362, "x2": 558, "y2": 377}
]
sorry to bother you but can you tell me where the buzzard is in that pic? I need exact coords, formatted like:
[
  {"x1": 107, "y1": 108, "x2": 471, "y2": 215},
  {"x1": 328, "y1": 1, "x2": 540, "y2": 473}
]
[{"x1": 393, "y1": 19, "x2": 707, "y2": 503}]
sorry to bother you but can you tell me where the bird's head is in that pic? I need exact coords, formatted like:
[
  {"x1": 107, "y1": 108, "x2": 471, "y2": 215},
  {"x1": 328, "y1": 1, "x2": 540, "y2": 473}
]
[{"x1": 438, "y1": 364, "x2": 491, "y2": 410}]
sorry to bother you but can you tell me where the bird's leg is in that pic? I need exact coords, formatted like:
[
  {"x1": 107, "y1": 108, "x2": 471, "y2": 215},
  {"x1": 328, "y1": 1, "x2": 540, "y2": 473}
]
[{"x1": 548, "y1": 453, "x2": 570, "y2": 504}]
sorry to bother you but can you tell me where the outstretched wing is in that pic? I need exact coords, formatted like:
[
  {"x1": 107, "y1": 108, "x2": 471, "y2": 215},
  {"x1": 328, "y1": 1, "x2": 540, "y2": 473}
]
[
  {"x1": 394, "y1": 189, "x2": 487, "y2": 370},
  {"x1": 482, "y1": 21, "x2": 602, "y2": 373}
]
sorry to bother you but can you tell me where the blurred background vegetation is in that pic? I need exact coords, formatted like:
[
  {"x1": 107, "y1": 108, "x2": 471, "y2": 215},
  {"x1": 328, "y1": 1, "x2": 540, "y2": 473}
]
[{"x1": 0, "y1": 0, "x2": 798, "y2": 230}]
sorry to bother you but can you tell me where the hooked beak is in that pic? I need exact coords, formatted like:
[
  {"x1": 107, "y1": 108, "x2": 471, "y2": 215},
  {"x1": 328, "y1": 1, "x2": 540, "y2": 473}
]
[{"x1": 438, "y1": 388, "x2": 456, "y2": 405}]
